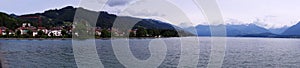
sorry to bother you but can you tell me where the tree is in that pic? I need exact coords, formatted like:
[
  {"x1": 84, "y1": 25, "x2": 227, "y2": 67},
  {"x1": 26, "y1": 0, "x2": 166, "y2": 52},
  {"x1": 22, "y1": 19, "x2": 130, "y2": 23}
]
[
  {"x1": 41, "y1": 35, "x2": 48, "y2": 38},
  {"x1": 100, "y1": 29, "x2": 111, "y2": 38},
  {"x1": 27, "y1": 30, "x2": 33, "y2": 37},
  {"x1": 147, "y1": 29, "x2": 154, "y2": 37},
  {"x1": 5, "y1": 29, "x2": 9, "y2": 38},
  {"x1": 37, "y1": 30, "x2": 44, "y2": 38},
  {"x1": 162, "y1": 30, "x2": 178, "y2": 37},
  {"x1": 73, "y1": 21, "x2": 90, "y2": 39},
  {"x1": 61, "y1": 29, "x2": 67, "y2": 38},
  {"x1": 16, "y1": 30, "x2": 21, "y2": 38},
  {"x1": 152, "y1": 30, "x2": 160, "y2": 37},
  {"x1": 129, "y1": 31, "x2": 135, "y2": 37},
  {"x1": 136, "y1": 27, "x2": 147, "y2": 37}
]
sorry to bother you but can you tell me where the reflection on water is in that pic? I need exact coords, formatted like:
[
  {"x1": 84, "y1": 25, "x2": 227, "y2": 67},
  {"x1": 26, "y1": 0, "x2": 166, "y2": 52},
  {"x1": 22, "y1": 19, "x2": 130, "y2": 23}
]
[{"x1": 0, "y1": 37, "x2": 300, "y2": 68}]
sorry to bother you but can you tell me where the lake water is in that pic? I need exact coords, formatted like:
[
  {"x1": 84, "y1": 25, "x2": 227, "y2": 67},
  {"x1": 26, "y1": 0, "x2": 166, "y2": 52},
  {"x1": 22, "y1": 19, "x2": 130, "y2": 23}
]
[{"x1": 0, "y1": 37, "x2": 300, "y2": 68}]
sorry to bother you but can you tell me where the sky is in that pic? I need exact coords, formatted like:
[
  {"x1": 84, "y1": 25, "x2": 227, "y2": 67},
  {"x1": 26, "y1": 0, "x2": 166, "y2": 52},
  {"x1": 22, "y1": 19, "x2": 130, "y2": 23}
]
[{"x1": 1, "y1": 0, "x2": 300, "y2": 29}]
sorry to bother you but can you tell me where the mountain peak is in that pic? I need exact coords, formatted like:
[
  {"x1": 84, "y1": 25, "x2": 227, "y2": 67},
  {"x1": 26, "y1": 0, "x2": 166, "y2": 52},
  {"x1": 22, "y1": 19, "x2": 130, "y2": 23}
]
[
  {"x1": 282, "y1": 22, "x2": 300, "y2": 35},
  {"x1": 61, "y1": 6, "x2": 75, "y2": 10},
  {"x1": 190, "y1": 24, "x2": 270, "y2": 36}
]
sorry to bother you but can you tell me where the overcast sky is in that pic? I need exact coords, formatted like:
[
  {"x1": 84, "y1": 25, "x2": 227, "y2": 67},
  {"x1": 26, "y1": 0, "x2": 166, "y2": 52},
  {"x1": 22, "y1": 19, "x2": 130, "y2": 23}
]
[{"x1": 1, "y1": 0, "x2": 300, "y2": 29}]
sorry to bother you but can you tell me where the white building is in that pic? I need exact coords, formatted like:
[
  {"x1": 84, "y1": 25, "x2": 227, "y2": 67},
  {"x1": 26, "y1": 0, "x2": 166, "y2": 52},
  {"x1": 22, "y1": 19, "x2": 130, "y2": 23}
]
[
  {"x1": 48, "y1": 30, "x2": 62, "y2": 36},
  {"x1": 33, "y1": 31, "x2": 38, "y2": 37},
  {"x1": 95, "y1": 31, "x2": 101, "y2": 36}
]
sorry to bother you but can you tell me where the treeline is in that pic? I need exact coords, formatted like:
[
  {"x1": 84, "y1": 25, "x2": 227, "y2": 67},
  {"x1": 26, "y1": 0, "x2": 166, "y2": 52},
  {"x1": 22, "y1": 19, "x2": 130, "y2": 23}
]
[
  {"x1": 1, "y1": 29, "x2": 181, "y2": 39},
  {"x1": 0, "y1": 12, "x2": 23, "y2": 29},
  {"x1": 96, "y1": 27, "x2": 180, "y2": 38},
  {"x1": 132, "y1": 27, "x2": 179, "y2": 37}
]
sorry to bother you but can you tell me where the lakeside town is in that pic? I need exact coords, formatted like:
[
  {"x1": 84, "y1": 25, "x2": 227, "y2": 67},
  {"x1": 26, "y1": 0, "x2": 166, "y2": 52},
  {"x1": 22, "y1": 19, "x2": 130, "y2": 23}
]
[
  {"x1": 0, "y1": 23, "x2": 72, "y2": 38},
  {"x1": 0, "y1": 22, "x2": 181, "y2": 38},
  {"x1": 0, "y1": 22, "x2": 128, "y2": 38}
]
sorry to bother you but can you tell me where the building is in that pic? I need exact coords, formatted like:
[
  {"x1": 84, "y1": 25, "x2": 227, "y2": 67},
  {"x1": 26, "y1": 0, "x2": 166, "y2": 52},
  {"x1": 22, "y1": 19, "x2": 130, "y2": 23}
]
[
  {"x1": 32, "y1": 30, "x2": 38, "y2": 37},
  {"x1": 8, "y1": 30, "x2": 15, "y2": 35},
  {"x1": 0, "y1": 27, "x2": 7, "y2": 35},
  {"x1": 65, "y1": 26, "x2": 73, "y2": 35},
  {"x1": 110, "y1": 28, "x2": 125, "y2": 36},
  {"x1": 95, "y1": 27, "x2": 102, "y2": 36},
  {"x1": 48, "y1": 27, "x2": 62, "y2": 36},
  {"x1": 16, "y1": 23, "x2": 37, "y2": 36},
  {"x1": 17, "y1": 27, "x2": 28, "y2": 35},
  {"x1": 37, "y1": 27, "x2": 48, "y2": 34},
  {"x1": 128, "y1": 29, "x2": 137, "y2": 36}
]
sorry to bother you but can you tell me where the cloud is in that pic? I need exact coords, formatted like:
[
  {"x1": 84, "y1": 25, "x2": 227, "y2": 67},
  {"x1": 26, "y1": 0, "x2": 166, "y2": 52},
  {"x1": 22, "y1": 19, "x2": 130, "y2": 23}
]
[
  {"x1": 225, "y1": 18, "x2": 248, "y2": 25},
  {"x1": 106, "y1": 0, "x2": 135, "y2": 7},
  {"x1": 252, "y1": 16, "x2": 292, "y2": 29},
  {"x1": 116, "y1": 0, "x2": 193, "y2": 26},
  {"x1": 122, "y1": 9, "x2": 165, "y2": 17},
  {"x1": 222, "y1": 15, "x2": 295, "y2": 29},
  {"x1": 179, "y1": 22, "x2": 194, "y2": 28}
]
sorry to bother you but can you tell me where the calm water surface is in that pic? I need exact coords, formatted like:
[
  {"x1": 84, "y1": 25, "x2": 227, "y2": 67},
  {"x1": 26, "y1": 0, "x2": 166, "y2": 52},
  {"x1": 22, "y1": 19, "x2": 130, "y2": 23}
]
[{"x1": 0, "y1": 37, "x2": 300, "y2": 68}]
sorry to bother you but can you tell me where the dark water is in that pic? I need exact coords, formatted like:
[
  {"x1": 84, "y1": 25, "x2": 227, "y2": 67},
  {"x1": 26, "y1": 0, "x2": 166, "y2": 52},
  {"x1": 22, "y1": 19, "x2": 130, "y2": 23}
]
[{"x1": 0, "y1": 37, "x2": 300, "y2": 68}]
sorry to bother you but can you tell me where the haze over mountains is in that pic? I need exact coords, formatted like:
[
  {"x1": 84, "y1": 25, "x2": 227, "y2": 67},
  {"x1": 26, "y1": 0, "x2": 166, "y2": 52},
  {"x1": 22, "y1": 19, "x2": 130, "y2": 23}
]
[
  {"x1": 186, "y1": 22, "x2": 300, "y2": 37},
  {"x1": 269, "y1": 26, "x2": 289, "y2": 34},
  {"x1": 186, "y1": 24, "x2": 269, "y2": 36}
]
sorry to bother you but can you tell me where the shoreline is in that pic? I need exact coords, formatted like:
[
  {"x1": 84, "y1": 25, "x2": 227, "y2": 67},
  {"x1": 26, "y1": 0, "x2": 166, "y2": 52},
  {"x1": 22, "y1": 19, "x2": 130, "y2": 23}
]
[
  {"x1": 0, "y1": 38, "x2": 72, "y2": 40},
  {"x1": 0, "y1": 36, "x2": 299, "y2": 40}
]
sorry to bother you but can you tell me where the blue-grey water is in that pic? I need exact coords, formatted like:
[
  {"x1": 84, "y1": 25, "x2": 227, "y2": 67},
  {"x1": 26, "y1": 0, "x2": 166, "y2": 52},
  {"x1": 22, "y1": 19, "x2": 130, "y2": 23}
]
[{"x1": 0, "y1": 37, "x2": 300, "y2": 68}]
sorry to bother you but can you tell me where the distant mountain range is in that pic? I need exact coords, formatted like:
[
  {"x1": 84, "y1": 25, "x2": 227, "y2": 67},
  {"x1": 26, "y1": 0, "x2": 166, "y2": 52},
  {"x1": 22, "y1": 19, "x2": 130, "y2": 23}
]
[
  {"x1": 186, "y1": 23, "x2": 300, "y2": 38},
  {"x1": 186, "y1": 24, "x2": 270, "y2": 36},
  {"x1": 282, "y1": 22, "x2": 300, "y2": 36},
  {"x1": 268, "y1": 26, "x2": 289, "y2": 34}
]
